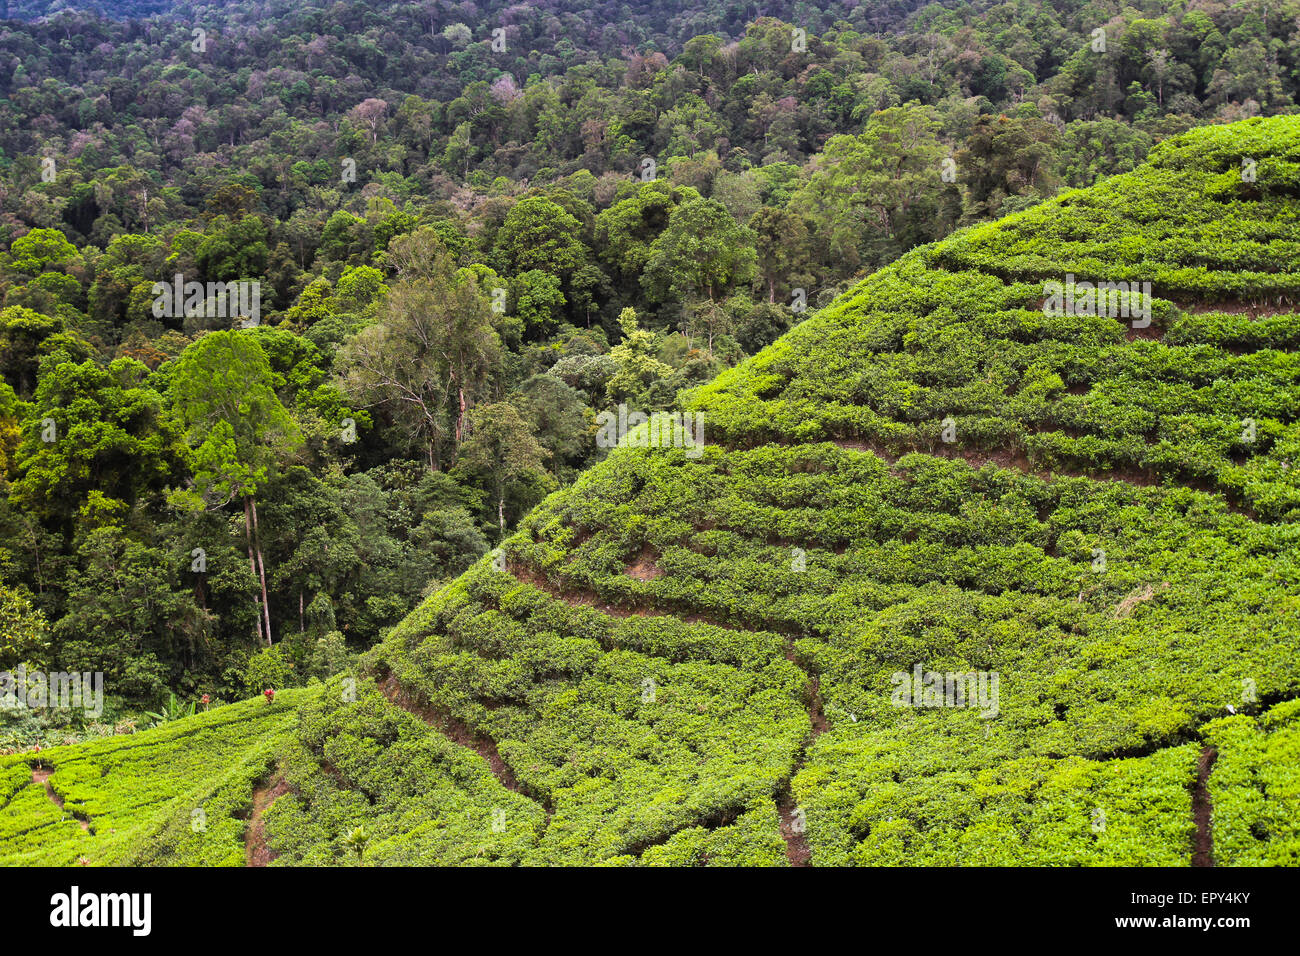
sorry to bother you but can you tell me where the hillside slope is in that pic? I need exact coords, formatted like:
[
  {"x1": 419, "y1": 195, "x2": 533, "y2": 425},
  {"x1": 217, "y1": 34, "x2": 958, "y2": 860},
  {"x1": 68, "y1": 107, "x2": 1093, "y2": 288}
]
[{"x1": 4, "y1": 115, "x2": 1298, "y2": 866}]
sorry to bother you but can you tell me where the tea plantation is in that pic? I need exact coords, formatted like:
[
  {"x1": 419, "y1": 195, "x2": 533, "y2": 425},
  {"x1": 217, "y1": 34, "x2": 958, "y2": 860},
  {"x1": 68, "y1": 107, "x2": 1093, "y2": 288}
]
[{"x1": 2, "y1": 116, "x2": 1297, "y2": 865}]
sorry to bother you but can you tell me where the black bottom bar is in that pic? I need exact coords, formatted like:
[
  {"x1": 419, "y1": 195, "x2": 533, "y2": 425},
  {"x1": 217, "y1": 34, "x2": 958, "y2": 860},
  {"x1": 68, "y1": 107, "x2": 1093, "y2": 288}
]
[{"x1": 1, "y1": 866, "x2": 1283, "y2": 942}]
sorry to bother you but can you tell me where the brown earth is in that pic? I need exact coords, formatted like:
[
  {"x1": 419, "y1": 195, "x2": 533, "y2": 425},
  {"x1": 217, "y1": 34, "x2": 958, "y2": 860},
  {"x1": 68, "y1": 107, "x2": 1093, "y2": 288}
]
[
  {"x1": 245, "y1": 776, "x2": 290, "y2": 867},
  {"x1": 1192, "y1": 747, "x2": 1218, "y2": 867},
  {"x1": 625, "y1": 546, "x2": 663, "y2": 581}
]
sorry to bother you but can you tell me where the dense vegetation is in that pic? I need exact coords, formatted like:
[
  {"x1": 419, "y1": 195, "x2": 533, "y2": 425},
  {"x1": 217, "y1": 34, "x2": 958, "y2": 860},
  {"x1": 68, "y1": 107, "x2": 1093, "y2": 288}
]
[
  {"x1": 0, "y1": 690, "x2": 308, "y2": 865},
  {"x1": 2, "y1": 114, "x2": 1295, "y2": 865},
  {"x1": 3, "y1": 0, "x2": 1300, "y2": 730}
]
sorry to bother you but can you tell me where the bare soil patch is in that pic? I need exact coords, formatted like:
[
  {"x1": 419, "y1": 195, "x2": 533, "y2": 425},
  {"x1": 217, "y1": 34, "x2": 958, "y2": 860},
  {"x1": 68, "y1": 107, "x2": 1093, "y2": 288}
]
[
  {"x1": 625, "y1": 546, "x2": 663, "y2": 581},
  {"x1": 245, "y1": 776, "x2": 290, "y2": 867},
  {"x1": 1192, "y1": 746, "x2": 1218, "y2": 867}
]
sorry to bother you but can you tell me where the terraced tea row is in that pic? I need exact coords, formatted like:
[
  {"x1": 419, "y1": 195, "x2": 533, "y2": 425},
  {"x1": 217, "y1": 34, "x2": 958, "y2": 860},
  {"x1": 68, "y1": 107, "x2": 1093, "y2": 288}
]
[{"x1": 0, "y1": 693, "x2": 308, "y2": 866}]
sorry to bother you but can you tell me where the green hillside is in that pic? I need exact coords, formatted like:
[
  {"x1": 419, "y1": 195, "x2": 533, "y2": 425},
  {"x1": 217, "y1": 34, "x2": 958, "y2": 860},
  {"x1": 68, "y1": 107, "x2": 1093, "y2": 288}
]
[{"x1": 4, "y1": 115, "x2": 1298, "y2": 866}]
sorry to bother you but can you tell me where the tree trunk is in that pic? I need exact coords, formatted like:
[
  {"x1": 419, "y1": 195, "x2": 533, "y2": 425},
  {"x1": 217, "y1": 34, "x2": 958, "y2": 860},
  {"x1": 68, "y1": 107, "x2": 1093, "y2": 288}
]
[
  {"x1": 195, "y1": 577, "x2": 209, "y2": 656},
  {"x1": 498, "y1": 493, "x2": 505, "y2": 538},
  {"x1": 243, "y1": 496, "x2": 264, "y2": 646},
  {"x1": 455, "y1": 386, "x2": 467, "y2": 448},
  {"x1": 247, "y1": 495, "x2": 273, "y2": 645}
]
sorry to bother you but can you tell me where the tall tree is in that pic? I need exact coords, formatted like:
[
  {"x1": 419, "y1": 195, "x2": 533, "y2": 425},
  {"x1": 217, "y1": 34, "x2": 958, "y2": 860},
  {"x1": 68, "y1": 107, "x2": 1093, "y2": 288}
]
[
  {"x1": 749, "y1": 207, "x2": 813, "y2": 303},
  {"x1": 605, "y1": 308, "x2": 672, "y2": 405},
  {"x1": 642, "y1": 197, "x2": 756, "y2": 306},
  {"x1": 10, "y1": 356, "x2": 174, "y2": 525},
  {"x1": 492, "y1": 196, "x2": 590, "y2": 276},
  {"x1": 457, "y1": 402, "x2": 550, "y2": 538},
  {"x1": 339, "y1": 240, "x2": 500, "y2": 470},
  {"x1": 957, "y1": 114, "x2": 1060, "y2": 220},
  {"x1": 168, "y1": 331, "x2": 300, "y2": 646}
]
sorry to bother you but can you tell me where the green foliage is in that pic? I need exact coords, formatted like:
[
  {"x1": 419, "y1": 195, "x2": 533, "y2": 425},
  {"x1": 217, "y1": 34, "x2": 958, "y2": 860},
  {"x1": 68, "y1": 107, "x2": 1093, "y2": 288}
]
[
  {"x1": 642, "y1": 197, "x2": 756, "y2": 305},
  {"x1": 604, "y1": 308, "x2": 672, "y2": 405},
  {"x1": 244, "y1": 645, "x2": 294, "y2": 696},
  {"x1": 456, "y1": 401, "x2": 553, "y2": 536},
  {"x1": 0, "y1": 582, "x2": 46, "y2": 670},
  {"x1": 791, "y1": 105, "x2": 961, "y2": 270},
  {"x1": 8, "y1": 229, "x2": 79, "y2": 276},
  {"x1": 338, "y1": 249, "x2": 499, "y2": 468},
  {"x1": 255, "y1": 676, "x2": 546, "y2": 865},
  {"x1": 0, "y1": 691, "x2": 308, "y2": 865},
  {"x1": 345, "y1": 117, "x2": 1298, "y2": 866},
  {"x1": 142, "y1": 692, "x2": 197, "y2": 727},
  {"x1": 168, "y1": 330, "x2": 300, "y2": 503},
  {"x1": 1202, "y1": 700, "x2": 1300, "y2": 866},
  {"x1": 510, "y1": 270, "x2": 566, "y2": 338},
  {"x1": 11, "y1": 356, "x2": 176, "y2": 525},
  {"x1": 492, "y1": 196, "x2": 590, "y2": 277},
  {"x1": 2, "y1": 2, "x2": 1300, "y2": 868},
  {"x1": 51, "y1": 527, "x2": 192, "y2": 700},
  {"x1": 195, "y1": 216, "x2": 270, "y2": 284},
  {"x1": 0, "y1": 307, "x2": 72, "y2": 397},
  {"x1": 309, "y1": 631, "x2": 353, "y2": 681}
]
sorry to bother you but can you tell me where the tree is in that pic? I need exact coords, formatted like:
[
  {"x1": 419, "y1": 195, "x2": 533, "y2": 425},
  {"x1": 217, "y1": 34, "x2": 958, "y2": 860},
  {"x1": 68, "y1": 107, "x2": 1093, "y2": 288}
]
[
  {"x1": 491, "y1": 195, "x2": 592, "y2": 290},
  {"x1": 442, "y1": 23, "x2": 472, "y2": 48},
  {"x1": 711, "y1": 170, "x2": 763, "y2": 221},
  {"x1": 338, "y1": 244, "x2": 499, "y2": 470},
  {"x1": 169, "y1": 331, "x2": 301, "y2": 646},
  {"x1": 683, "y1": 298, "x2": 735, "y2": 355},
  {"x1": 0, "y1": 581, "x2": 46, "y2": 670},
  {"x1": 595, "y1": 181, "x2": 700, "y2": 289},
  {"x1": 514, "y1": 373, "x2": 589, "y2": 475},
  {"x1": 317, "y1": 210, "x2": 372, "y2": 264},
  {"x1": 0, "y1": 381, "x2": 21, "y2": 490},
  {"x1": 0, "y1": 306, "x2": 89, "y2": 397},
  {"x1": 457, "y1": 402, "x2": 550, "y2": 538},
  {"x1": 749, "y1": 207, "x2": 812, "y2": 303},
  {"x1": 791, "y1": 105, "x2": 959, "y2": 270},
  {"x1": 7, "y1": 228, "x2": 78, "y2": 275},
  {"x1": 52, "y1": 527, "x2": 192, "y2": 700},
  {"x1": 642, "y1": 197, "x2": 756, "y2": 305},
  {"x1": 348, "y1": 98, "x2": 389, "y2": 144},
  {"x1": 957, "y1": 114, "x2": 1060, "y2": 220},
  {"x1": 444, "y1": 122, "x2": 474, "y2": 179},
  {"x1": 86, "y1": 232, "x2": 167, "y2": 328},
  {"x1": 195, "y1": 215, "x2": 270, "y2": 283},
  {"x1": 510, "y1": 269, "x2": 566, "y2": 338},
  {"x1": 336, "y1": 266, "x2": 388, "y2": 313},
  {"x1": 11, "y1": 356, "x2": 175, "y2": 525},
  {"x1": 260, "y1": 466, "x2": 361, "y2": 646},
  {"x1": 605, "y1": 308, "x2": 672, "y2": 405}
]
